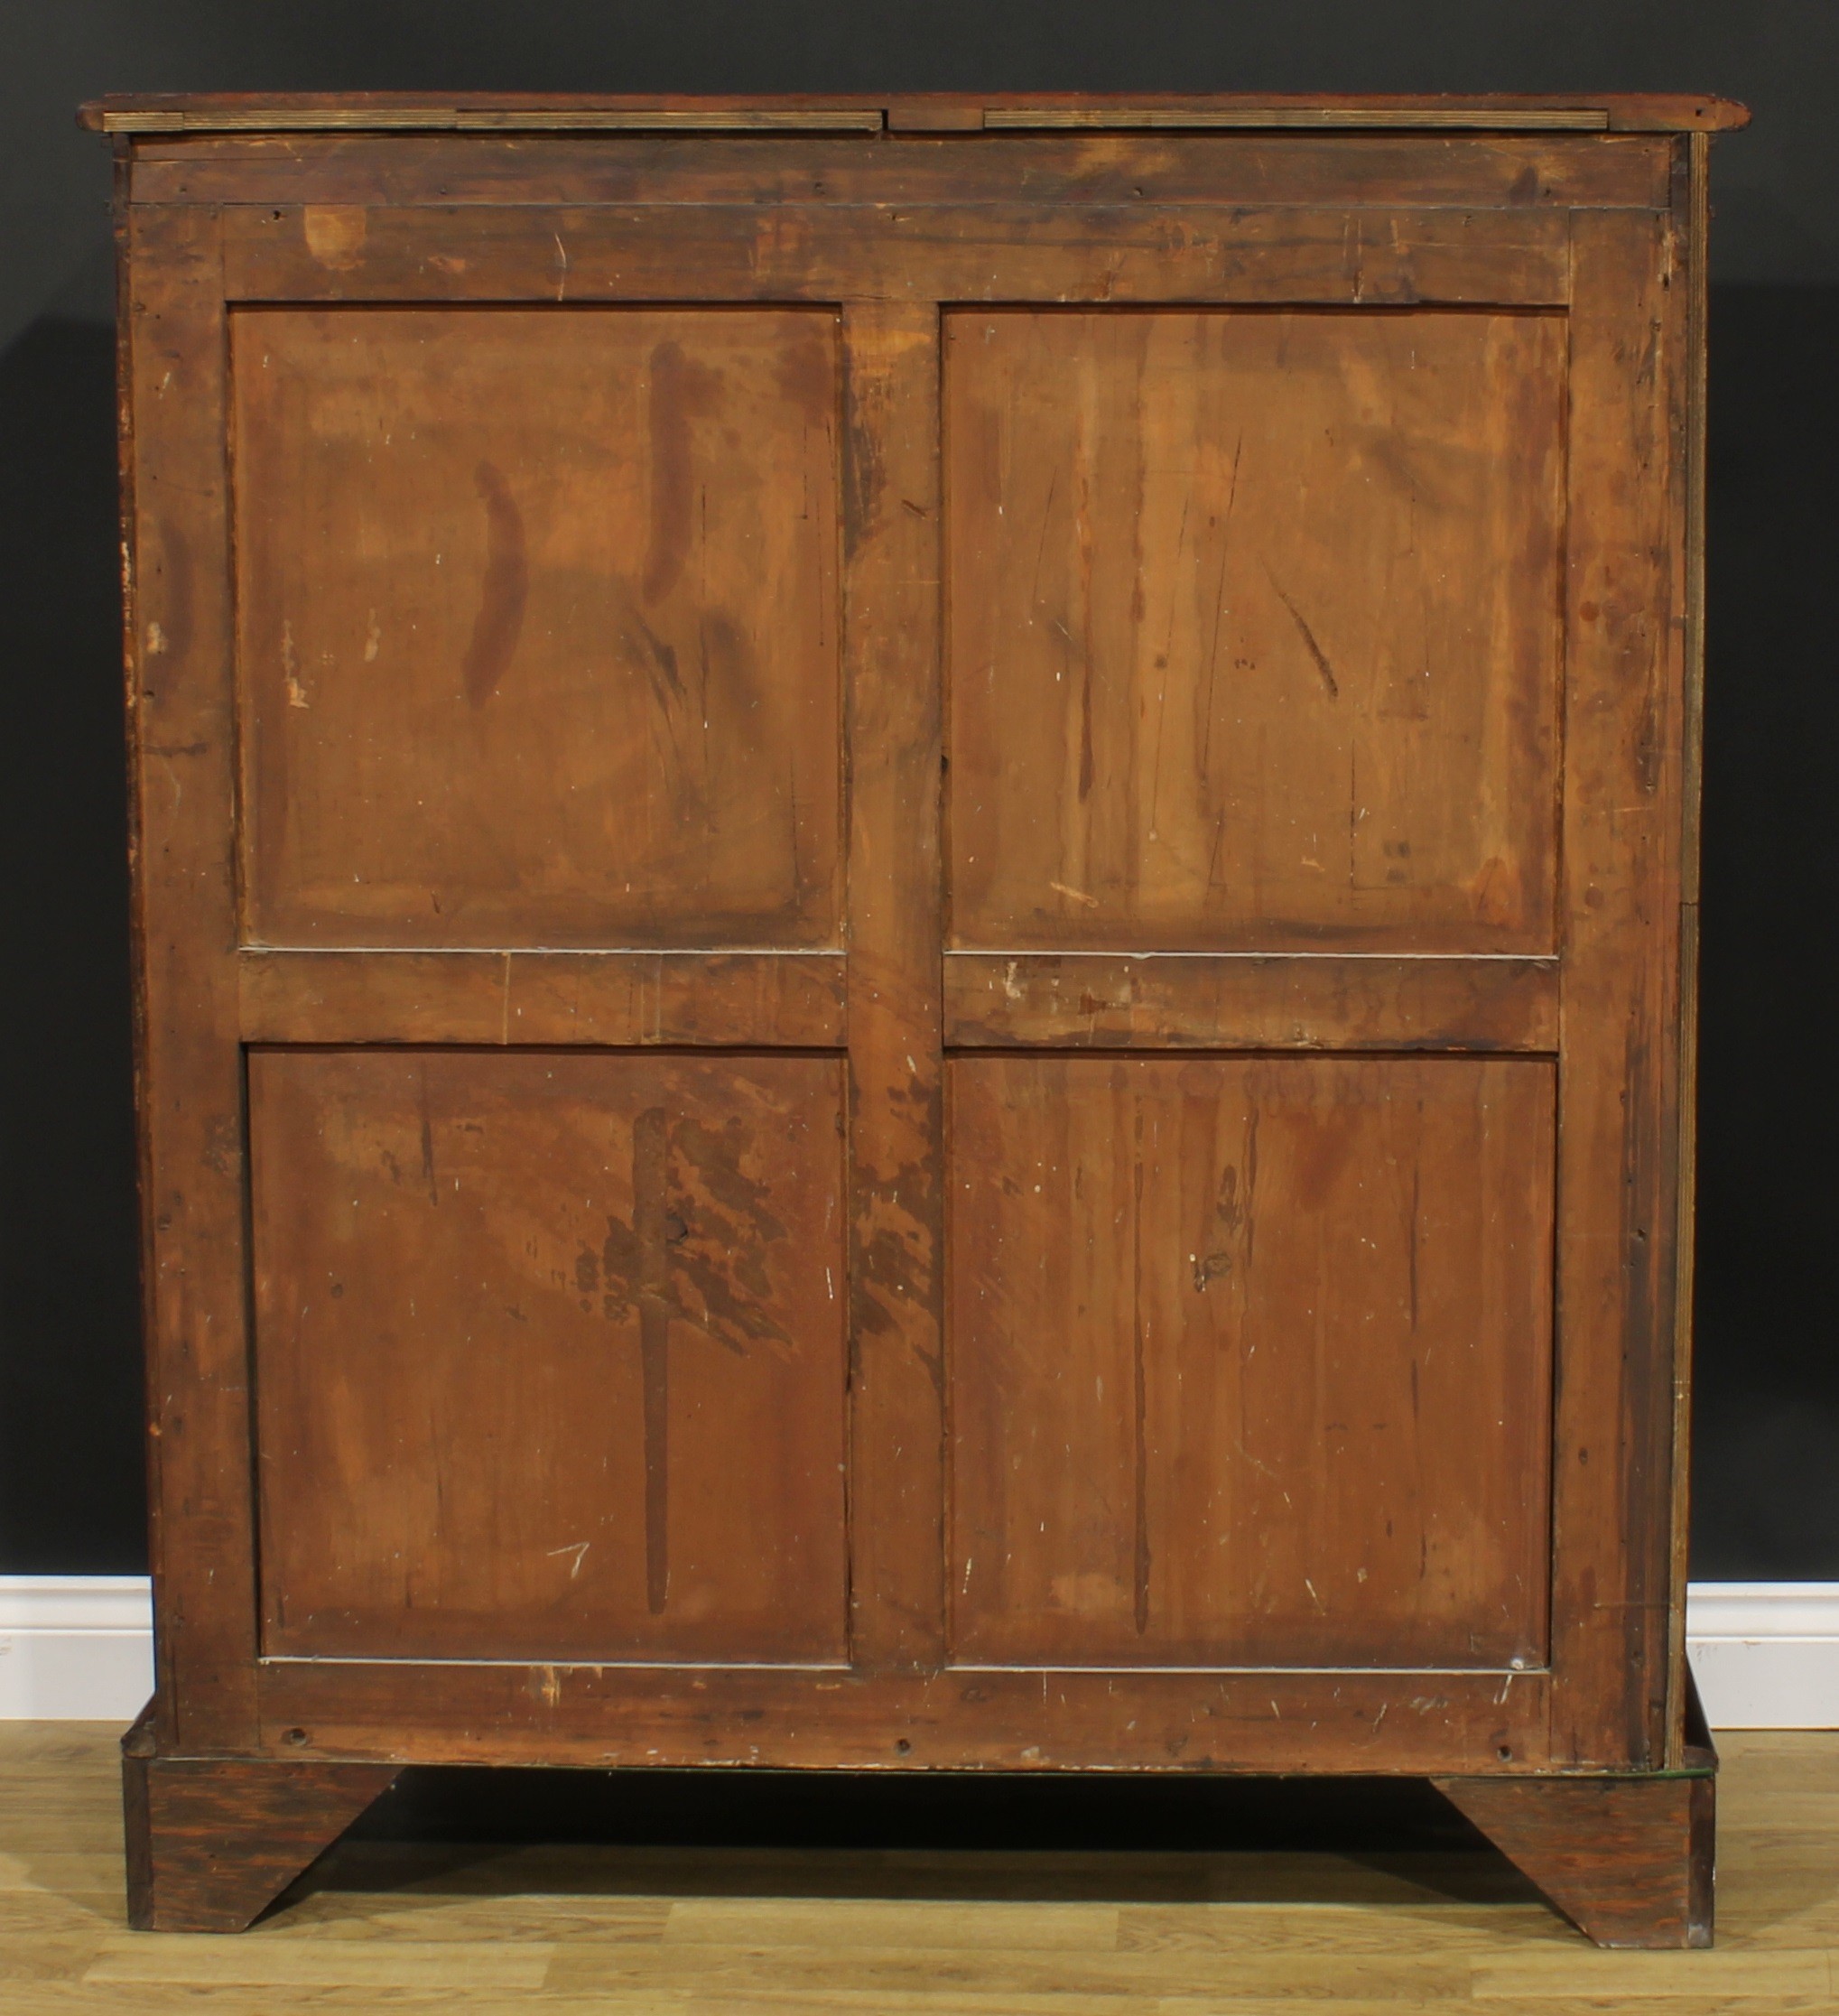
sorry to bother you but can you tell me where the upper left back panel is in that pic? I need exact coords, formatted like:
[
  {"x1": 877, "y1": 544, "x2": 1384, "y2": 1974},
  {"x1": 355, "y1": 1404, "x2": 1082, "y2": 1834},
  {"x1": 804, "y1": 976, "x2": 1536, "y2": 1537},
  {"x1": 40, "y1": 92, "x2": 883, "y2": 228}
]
[{"x1": 231, "y1": 307, "x2": 842, "y2": 949}]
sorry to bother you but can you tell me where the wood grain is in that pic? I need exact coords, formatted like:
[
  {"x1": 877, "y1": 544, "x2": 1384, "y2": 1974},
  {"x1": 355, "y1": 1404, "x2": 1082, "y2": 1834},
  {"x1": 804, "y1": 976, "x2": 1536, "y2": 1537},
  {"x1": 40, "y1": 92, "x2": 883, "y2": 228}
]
[
  {"x1": 232, "y1": 305, "x2": 841, "y2": 950},
  {"x1": 97, "y1": 104, "x2": 889, "y2": 132},
  {"x1": 1668, "y1": 131, "x2": 1711, "y2": 1766},
  {"x1": 985, "y1": 107, "x2": 1611, "y2": 130},
  {"x1": 943, "y1": 952, "x2": 1558, "y2": 1052},
  {"x1": 841, "y1": 303, "x2": 947, "y2": 1670},
  {"x1": 218, "y1": 204, "x2": 1573, "y2": 309},
  {"x1": 947, "y1": 1055, "x2": 1555, "y2": 1669},
  {"x1": 248, "y1": 1049, "x2": 849, "y2": 1663},
  {"x1": 125, "y1": 203, "x2": 259, "y2": 1752},
  {"x1": 251, "y1": 1661, "x2": 1552, "y2": 1771},
  {"x1": 123, "y1": 1713, "x2": 398, "y2": 1933},
  {"x1": 126, "y1": 131, "x2": 1676, "y2": 213},
  {"x1": 1546, "y1": 209, "x2": 1687, "y2": 1770},
  {"x1": 945, "y1": 307, "x2": 1565, "y2": 952},
  {"x1": 1435, "y1": 1769, "x2": 1714, "y2": 1948},
  {"x1": 237, "y1": 950, "x2": 846, "y2": 1048},
  {"x1": 80, "y1": 89, "x2": 1751, "y2": 132}
]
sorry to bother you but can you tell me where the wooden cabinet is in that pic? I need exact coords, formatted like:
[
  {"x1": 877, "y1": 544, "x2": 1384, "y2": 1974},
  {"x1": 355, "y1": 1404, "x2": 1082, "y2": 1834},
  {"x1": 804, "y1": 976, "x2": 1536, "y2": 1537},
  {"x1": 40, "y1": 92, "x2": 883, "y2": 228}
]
[{"x1": 88, "y1": 89, "x2": 1742, "y2": 1946}]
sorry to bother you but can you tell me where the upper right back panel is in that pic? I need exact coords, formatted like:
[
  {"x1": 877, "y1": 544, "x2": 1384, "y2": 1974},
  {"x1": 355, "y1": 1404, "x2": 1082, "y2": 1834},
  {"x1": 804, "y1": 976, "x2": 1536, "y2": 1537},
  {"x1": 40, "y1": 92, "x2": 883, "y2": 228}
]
[{"x1": 945, "y1": 309, "x2": 1565, "y2": 953}]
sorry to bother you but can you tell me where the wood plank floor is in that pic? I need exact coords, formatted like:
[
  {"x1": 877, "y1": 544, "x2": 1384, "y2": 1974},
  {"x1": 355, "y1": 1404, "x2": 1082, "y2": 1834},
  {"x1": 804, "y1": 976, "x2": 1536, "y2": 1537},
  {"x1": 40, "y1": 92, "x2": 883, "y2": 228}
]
[{"x1": 3, "y1": 1724, "x2": 1835, "y2": 2011}]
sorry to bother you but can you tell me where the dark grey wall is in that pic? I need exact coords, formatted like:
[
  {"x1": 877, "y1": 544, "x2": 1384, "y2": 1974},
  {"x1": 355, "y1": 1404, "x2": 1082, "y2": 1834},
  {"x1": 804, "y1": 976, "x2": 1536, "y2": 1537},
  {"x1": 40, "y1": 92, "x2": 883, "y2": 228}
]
[{"x1": 3, "y1": 2, "x2": 1834, "y2": 1575}]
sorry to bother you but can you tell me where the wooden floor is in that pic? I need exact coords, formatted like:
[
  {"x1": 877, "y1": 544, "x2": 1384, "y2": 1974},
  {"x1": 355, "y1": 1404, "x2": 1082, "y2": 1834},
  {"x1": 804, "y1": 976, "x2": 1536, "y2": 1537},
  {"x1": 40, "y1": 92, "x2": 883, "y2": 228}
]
[{"x1": 3, "y1": 1726, "x2": 1835, "y2": 2011}]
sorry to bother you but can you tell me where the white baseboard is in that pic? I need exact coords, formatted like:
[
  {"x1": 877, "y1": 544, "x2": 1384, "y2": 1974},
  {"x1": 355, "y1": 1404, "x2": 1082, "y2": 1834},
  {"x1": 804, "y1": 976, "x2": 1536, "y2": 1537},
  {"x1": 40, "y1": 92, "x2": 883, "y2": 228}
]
[
  {"x1": 1686, "y1": 1582, "x2": 1839, "y2": 1730},
  {"x1": 0, "y1": 1577, "x2": 153, "y2": 1720},
  {"x1": 3, "y1": 1576, "x2": 1834, "y2": 1729}
]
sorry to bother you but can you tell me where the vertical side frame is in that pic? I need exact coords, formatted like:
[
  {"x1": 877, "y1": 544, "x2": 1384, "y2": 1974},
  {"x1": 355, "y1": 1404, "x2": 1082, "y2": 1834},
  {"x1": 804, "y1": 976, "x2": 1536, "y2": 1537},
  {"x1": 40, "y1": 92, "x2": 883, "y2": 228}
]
[
  {"x1": 840, "y1": 302, "x2": 947, "y2": 1669},
  {"x1": 125, "y1": 200, "x2": 260, "y2": 1750},
  {"x1": 1667, "y1": 130, "x2": 1712, "y2": 1767},
  {"x1": 1549, "y1": 205, "x2": 1691, "y2": 1769}
]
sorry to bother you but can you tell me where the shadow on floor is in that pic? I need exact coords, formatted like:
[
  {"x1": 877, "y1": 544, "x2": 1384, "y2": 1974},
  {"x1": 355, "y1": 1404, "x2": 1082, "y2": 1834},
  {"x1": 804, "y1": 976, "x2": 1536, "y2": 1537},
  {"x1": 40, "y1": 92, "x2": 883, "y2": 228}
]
[{"x1": 300, "y1": 1767, "x2": 1534, "y2": 1914}]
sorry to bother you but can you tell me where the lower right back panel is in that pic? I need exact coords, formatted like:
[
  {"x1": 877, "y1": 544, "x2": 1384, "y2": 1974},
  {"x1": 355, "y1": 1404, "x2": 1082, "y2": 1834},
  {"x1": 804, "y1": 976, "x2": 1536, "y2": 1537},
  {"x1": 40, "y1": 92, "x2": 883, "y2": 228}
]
[{"x1": 946, "y1": 1054, "x2": 1555, "y2": 1672}]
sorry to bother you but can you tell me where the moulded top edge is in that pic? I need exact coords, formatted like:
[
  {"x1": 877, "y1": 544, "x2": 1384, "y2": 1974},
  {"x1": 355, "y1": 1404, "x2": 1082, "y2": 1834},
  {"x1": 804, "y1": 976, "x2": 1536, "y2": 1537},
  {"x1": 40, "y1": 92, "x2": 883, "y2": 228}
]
[{"x1": 79, "y1": 91, "x2": 1751, "y2": 136}]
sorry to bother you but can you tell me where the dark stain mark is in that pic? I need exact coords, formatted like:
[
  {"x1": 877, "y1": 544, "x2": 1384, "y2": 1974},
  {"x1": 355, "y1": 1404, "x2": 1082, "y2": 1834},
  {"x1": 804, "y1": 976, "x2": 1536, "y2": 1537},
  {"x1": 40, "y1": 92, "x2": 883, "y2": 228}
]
[
  {"x1": 1407, "y1": 1158, "x2": 1421, "y2": 1332},
  {"x1": 634, "y1": 1105, "x2": 672, "y2": 1618},
  {"x1": 157, "y1": 521, "x2": 193, "y2": 669},
  {"x1": 1029, "y1": 471, "x2": 1059, "y2": 608},
  {"x1": 201, "y1": 1117, "x2": 239, "y2": 1181},
  {"x1": 841, "y1": 366, "x2": 884, "y2": 562},
  {"x1": 1132, "y1": 1108, "x2": 1150, "y2": 1637},
  {"x1": 853, "y1": 1215, "x2": 943, "y2": 1394},
  {"x1": 1206, "y1": 811, "x2": 1229, "y2": 894},
  {"x1": 1241, "y1": 1108, "x2": 1259, "y2": 1275},
  {"x1": 461, "y1": 460, "x2": 527, "y2": 707},
  {"x1": 1357, "y1": 428, "x2": 1443, "y2": 505},
  {"x1": 1079, "y1": 655, "x2": 1096, "y2": 802},
  {"x1": 1619, "y1": 991, "x2": 1664, "y2": 1751},
  {"x1": 1293, "y1": 1115, "x2": 1356, "y2": 1211},
  {"x1": 1265, "y1": 568, "x2": 1341, "y2": 701},
  {"x1": 622, "y1": 601, "x2": 685, "y2": 712},
  {"x1": 671, "y1": 1116, "x2": 792, "y2": 1351},
  {"x1": 1192, "y1": 1250, "x2": 1231, "y2": 1292},
  {"x1": 676, "y1": 1114, "x2": 787, "y2": 1231},
  {"x1": 774, "y1": 329, "x2": 834, "y2": 421},
  {"x1": 599, "y1": 1210, "x2": 639, "y2": 1316},
  {"x1": 1635, "y1": 317, "x2": 1661, "y2": 395},
  {"x1": 850, "y1": 1240, "x2": 903, "y2": 1342},
  {"x1": 694, "y1": 608, "x2": 765, "y2": 795},
  {"x1": 1193, "y1": 1161, "x2": 1241, "y2": 1292},
  {"x1": 1199, "y1": 438, "x2": 1241, "y2": 778},
  {"x1": 597, "y1": 1112, "x2": 794, "y2": 1359},
  {"x1": 644, "y1": 340, "x2": 720, "y2": 604},
  {"x1": 787, "y1": 768, "x2": 805, "y2": 907},
  {"x1": 1634, "y1": 681, "x2": 1663, "y2": 794},
  {"x1": 580, "y1": 1101, "x2": 808, "y2": 1620},
  {"x1": 416, "y1": 1064, "x2": 440, "y2": 1206}
]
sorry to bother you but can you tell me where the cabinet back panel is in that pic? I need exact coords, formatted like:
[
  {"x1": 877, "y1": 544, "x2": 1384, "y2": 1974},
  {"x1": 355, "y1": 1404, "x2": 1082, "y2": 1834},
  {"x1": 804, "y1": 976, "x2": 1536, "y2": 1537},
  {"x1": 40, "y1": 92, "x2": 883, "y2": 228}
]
[
  {"x1": 947, "y1": 1054, "x2": 1556, "y2": 1668},
  {"x1": 945, "y1": 309, "x2": 1565, "y2": 953},
  {"x1": 232, "y1": 307, "x2": 842, "y2": 949},
  {"x1": 107, "y1": 112, "x2": 1704, "y2": 1777},
  {"x1": 249, "y1": 1048, "x2": 848, "y2": 1662}
]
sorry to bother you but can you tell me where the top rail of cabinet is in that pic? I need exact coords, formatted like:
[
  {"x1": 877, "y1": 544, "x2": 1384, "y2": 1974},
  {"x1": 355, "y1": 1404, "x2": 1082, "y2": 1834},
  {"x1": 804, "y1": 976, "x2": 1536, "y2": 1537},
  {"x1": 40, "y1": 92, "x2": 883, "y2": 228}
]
[{"x1": 80, "y1": 93, "x2": 1749, "y2": 137}]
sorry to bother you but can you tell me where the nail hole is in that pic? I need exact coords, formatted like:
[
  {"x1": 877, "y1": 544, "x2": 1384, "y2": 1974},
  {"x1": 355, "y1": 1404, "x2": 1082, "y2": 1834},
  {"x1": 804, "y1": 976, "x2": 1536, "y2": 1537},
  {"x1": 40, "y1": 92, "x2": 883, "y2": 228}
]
[
  {"x1": 1497, "y1": 1745, "x2": 1513, "y2": 1762},
  {"x1": 283, "y1": 1727, "x2": 309, "y2": 1746},
  {"x1": 895, "y1": 1738, "x2": 912, "y2": 1755}
]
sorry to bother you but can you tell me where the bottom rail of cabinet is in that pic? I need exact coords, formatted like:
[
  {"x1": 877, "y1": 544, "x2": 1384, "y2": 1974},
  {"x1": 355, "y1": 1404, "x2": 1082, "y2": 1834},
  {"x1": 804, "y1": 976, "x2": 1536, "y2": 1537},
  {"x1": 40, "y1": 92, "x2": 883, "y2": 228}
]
[{"x1": 120, "y1": 1705, "x2": 1714, "y2": 1946}]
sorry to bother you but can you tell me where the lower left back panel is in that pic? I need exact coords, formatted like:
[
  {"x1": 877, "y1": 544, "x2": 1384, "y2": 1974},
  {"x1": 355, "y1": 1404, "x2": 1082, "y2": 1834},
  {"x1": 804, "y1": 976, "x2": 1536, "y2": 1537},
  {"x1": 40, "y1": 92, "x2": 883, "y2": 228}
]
[{"x1": 246, "y1": 1047, "x2": 849, "y2": 1665}]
